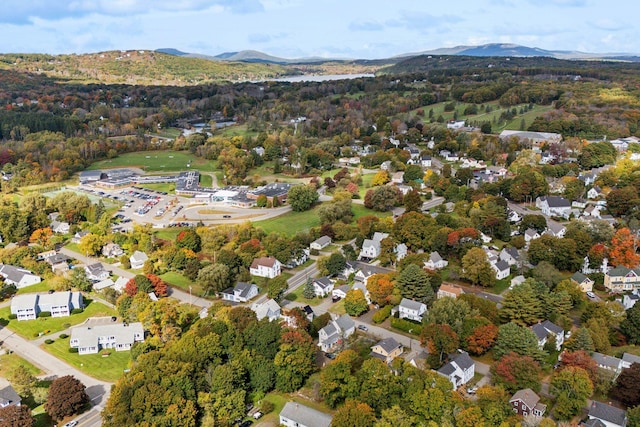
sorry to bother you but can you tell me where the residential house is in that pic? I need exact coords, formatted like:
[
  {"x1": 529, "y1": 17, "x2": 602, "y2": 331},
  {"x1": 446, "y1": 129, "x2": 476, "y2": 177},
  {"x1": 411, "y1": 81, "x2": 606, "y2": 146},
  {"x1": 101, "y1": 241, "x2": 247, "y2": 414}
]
[
  {"x1": 302, "y1": 305, "x2": 315, "y2": 322},
  {"x1": 130, "y1": 251, "x2": 148, "y2": 269},
  {"x1": 85, "y1": 263, "x2": 110, "y2": 282},
  {"x1": 395, "y1": 243, "x2": 408, "y2": 261},
  {"x1": 313, "y1": 277, "x2": 334, "y2": 298},
  {"x1": 36, "y1": 250, "x2": 57, "y2": 261},
  {"x1": 251, "y1": 299, "x2": 281, "y2": 322},
  {"x1": 508, "y1": 210, "x2": 522, "y2": 223},
  {"x1": 11, "y1": 291, "x2": 83, "y2": 320},
  {"x1": 447, "y1": 120, "x2": 466, "y2": 130},
  {"x1": 604, "y1": 267, "x2": 640, "y2": 291},
  {"x1": 588, "y1": 186, "x2": 603, "y2": 199},
  {"x1": 370, "y1": 337, "x2": 403, "y2": 363},
  {"x1": 0, "y1": 264, "x2": 41, "y2": 288},
  {"x1": 44, "y1": 253, "x2": 70, "y2": 267},
  {"x1": 500, "y1": 247, "x2": 520, "y2": 266},
  {"x1": 113, "y1": 276, "x2": 129, "y2": 292},
  {"x1": 93, "y1": 278, "x2": 115, "y2": 291},
  {"x1": 50, "y1": 220, "x2": 70, "y2": 234},
  {"x1": 405, "y1": 144, "x2": 421, "y2": 160},
  {"x1": 437, "y1": 284, "x2": 464, "y2": 299},
  {"x1": 310, "y1": 235, "x2": 332, "y2": 251},
  {"x1": 584, "y1": 204, "x2": 603, "y2": 218},
  {"x1": 332, "y1": 285, "x2": 350, "y2": 301},
  {"x1": 352, "y1": 281, "x2": 371, "y2": 304},
  {"x1": 424, "y1": 251, "x2": 448, "y2": 270},
  {"x1": 70, "y1": 322, "x2": 144, "y2": 355},
  {"x1": 531, "y1": 320, "x2": 564, "y2": 351},
  {"x1": 220, "y1": 282, "x2": 259, "y2": 303},
  {"x1": 0, "y1": 383, "x2": 21, "y2": 408},
  {"x1": 249, "y1": 257, "x2": 282, "y2": 279},
  {"x1": 279, "y1": 402, "x2": 333, "y2": 427},
  {"x1": 571, "y1": 272, "x2": 594, "y2": 292},
  {"x1": 535, "y1": 196, "x2": 572, "y2": 218},
  {"x1": 509, "y1": 389, "x2": 547, "y2": 417},
  {"x1": 437, "y1": 351, "x2": 475, "y2": 390},
  {"x1": 102, "y1": 243, "x2": 124, "y2": 258},
  {"x1": 71, "y1": 230, "x2": 89, "y2": 244},
  {"x1": 397, "y1": 298, "x2": 427, "y2": 322},
  {"x1": 621, "y1": 352, "x2": 640, "y2": 369},
  {"x1": 492, "y1": 260, "x2": 511, "y2": 280},
  {"x1": 573, "y1": 198, "x2": 588, "y2": 209},
  {"x1": 525, "y1": 229, "x2": 540, "y2": 243},
  {"x1": 380, "y1": 160, "x2": 392, "y2": 171},
  {"x1": 421, "y1": 155, "x2": 432, "y2": 167},
  {"x1": 592, "y1": 352, "x2": 623, "y2": 374},
  {"x1": 545, "y1": 222, "x2": 567, "y2": 238},
  {"x1": 579, "y1": 171, "x2": 598, "y2": 186},
  {"x1": 498, "y1": 130, "x2": 562, "y2": 147},
  {"x1": 510, "y1": 275, "x2": 526, "y2": 289},
  {"x1": 622, "y1": 291, "x2": 640, "y2": 310},
  {"x1": 318, "y1": 314, "x2": 355, "y2": 352},
  {"x1": 586, "y1": 401, "x2": 627, "y2": 427}
]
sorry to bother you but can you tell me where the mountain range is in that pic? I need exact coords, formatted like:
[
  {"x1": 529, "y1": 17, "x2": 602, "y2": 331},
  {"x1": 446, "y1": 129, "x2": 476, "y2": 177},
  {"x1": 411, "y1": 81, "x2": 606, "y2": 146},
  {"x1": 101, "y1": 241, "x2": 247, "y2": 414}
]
[{"x1": 157, "y1": 43, "x2": 639, "y2": 64}]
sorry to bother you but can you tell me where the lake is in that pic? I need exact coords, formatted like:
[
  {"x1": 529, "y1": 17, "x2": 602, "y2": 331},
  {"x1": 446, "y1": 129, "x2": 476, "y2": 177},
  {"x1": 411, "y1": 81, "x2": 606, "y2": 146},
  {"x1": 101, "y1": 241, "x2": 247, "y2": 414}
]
[{"x1": 267, "y1": 73, "x2": 376, "y2": 83}]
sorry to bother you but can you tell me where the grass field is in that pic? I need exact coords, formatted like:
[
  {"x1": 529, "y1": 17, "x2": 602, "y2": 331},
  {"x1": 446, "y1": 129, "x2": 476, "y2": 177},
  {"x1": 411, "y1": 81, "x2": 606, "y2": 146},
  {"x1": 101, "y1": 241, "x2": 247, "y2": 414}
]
[
  {"x1": 43, "y1": 337, "x2": 131, "y2": 382},
  {"x1": 138, "y1": 182, "x2": 176, "y2": 193},
  {"x1": 160, "y1": 271, "x2": 203, "y2": 296},
  {"x1": 284, "y1": 286, "x2": 325, "y2": 306},
  {"x1": 352, "y1": 203, "x2": 392, "y2": 220},
  {"x1": 154, "y1": 227, "x2": 188, "y2": 241},
  {"x1": 0, "y1": 300, "x2": 116, "y2": 339},
  {"x1": 16, "y1": 281, "x2": 53, "y2": 295},
  {"x1": 213, "y1": 123, "x2": 259, "y2": 139},
  {"x1": 88, "y1": 150, "x2": 218, "y2": 173},
  {"x1": 0, "y1": 353, "x2": 43, "y2": 377}
]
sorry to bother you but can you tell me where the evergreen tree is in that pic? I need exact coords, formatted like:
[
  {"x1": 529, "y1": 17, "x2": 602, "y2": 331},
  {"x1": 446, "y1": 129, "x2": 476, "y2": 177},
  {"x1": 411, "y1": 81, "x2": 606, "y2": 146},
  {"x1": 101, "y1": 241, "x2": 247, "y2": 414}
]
[{"x1": 396, "y1": 264, "x2": 433, "y2": 304}]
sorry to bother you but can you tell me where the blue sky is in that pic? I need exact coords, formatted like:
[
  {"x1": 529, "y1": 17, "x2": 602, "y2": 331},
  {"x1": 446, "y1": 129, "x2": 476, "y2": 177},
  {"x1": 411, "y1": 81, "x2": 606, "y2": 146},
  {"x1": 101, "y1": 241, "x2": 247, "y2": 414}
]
[{"x1": 0, "y1": 0, "x2": 636, "y2": 58}]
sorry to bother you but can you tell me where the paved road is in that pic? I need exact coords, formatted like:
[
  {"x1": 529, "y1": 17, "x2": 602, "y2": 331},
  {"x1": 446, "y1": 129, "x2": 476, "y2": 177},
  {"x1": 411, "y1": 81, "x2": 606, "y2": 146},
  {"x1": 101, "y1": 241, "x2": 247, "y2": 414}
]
[{"x1": 0, "y1": 328, "x2": 110, "y2": 427}]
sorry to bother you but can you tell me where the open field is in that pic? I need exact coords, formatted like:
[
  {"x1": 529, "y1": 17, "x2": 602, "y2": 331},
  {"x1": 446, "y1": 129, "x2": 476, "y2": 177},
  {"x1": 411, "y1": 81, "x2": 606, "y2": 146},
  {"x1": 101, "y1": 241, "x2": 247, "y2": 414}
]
[
  {"x1": 138, "y1": 182, "x2": 176, "y2": 193},
  {"x1": 43, "y1": 336, "x2": 131, "y2": 382},
  {"x1": 0, "y1": 353, "x2": 43, "y2": 377},
  {"x1": 88, "y1": 150, "x2": 218, "y2": 172},
  {"x1": 212, "y1": 123, "x2": 259, "y2": 138},
  {"x1": 160, "y1": 271, "x2": 203, "y2": 296},
  {"x1": 284, "y1": 286, "x2": 326, "y2": 306},
  {"x1": 0, "y1": 300, "x2": 116, "y2": 339},
  {"x1": 16, "y1": 281, "x2": 54, "y2": 295}
]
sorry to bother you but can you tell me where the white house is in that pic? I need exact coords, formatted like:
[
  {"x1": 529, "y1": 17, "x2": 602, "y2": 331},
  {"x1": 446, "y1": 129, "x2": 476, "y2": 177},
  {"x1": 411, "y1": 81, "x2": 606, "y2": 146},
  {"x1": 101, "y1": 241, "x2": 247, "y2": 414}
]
[
  {"x1": 621, "y1": 352, "x2": 640, "y2": 369},
  {"x1": 70, "y1": 322, "x2": 144, "y2": 355},
  {"x1": 251, "y1": 299, "x2": 281, "y2": 322},
  {"x1": 318, "y1": 314, "x2": 355, "y2": 352},
  {"x1": 421, "y1": 155, "x2": 432, "y2": 168},
  {"x1": 50, "y1": 220, "x2": 70, "y2": 234},
  {"x1": 524, "y1": 229, "x2": 540, "y2": 243},
  {"x1": 332, "y1": 285, "x2": 350, "y2": 301},
  {"x1": 0, "y1": 383, "x2": 21, "y2": 408},
  {"x1": 592, "y1": 352, "x2": 623, "y2": 374},
  {"x1": 11, "y1": 291, "x2": 83, "y2": 320},
  {"x1": 535, "y1": 196, "x2": 572, "y2": 218},
  {"x1": 492, "y1": 260, "x2": 511, "y2": 280},
  {"x1": 587, "y1": 186, "x2": 603, "y2": 200},
  {"x1": 397, "y1": 298, "x2": 427, "y2": 322},
  {"x1": 220, "y1": 282, "x2": 259, "y2": 303},
  {"x1": 586, "y1": 401, "x2": 627, "y2": 427},
  {"x1": 531, "y1": 320, "x2": 564, "y2": 351},
  {"x1": 279, "y1": 402, "x2": 333, "y2": 427},
  {"x1": 424, "y1": 252, "x2": 448, "y2": 270},
  {"x1": 312, "y1": 277, "x2": 334, "y2": 298},
  {"x1": 447, "y1": 120, "x2": 466, "y2": 130},
  {"x1": 102, "y1": 243, "x2": 124, "y2": 258},
  {"x1": 310, "y1": 235, "x2": 332, "y2": 251},
  {"x1": 437, "y1": 351, "x2": 475, "y2": 390},
  {"x1": 545, "y1": 222, "x2": 566, "y2": 238},
  {"x1": 437, "y1": 284, "x2": 463, "y2": 299},
  {"x1": 130, "y1": 251, "x2": 148, "y2": 269},
  {"x1": 499, "y1": 247, "x2": 520, "y2": 266},
  {"x1": 85, "y1": 263, "x2": 110, "y2": 281},
  {"x1": 250, "y1": 257, "x2": 282, "y2": 278},
  {"x1": 0, "y1": 264, "x2": 41, "y2": 289},
  {"x1": 360, "y1": 239, "x2": 381, "y2": 260},
  {"x1": 623, "y1": 291, "x2": 640, "y2": 310}
]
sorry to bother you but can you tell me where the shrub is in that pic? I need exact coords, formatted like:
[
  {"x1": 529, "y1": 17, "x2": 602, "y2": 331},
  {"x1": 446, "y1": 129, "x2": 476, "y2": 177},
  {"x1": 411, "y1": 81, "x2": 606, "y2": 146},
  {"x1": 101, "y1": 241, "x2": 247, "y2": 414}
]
[
  {"x1": 310, "y1": 248, "x2": 320, "y2": 256},
  {"x1": 70, "y1": 308, "x2": 84, "y2": 315},
  {"x1": 8, "y1": 314, "x2": 17, "y2": 320},
  {"x1": 261, "y1": 400, "x2": 275, "y2": 414},
  {"x1": 68, "y1": 348, "x2": 79, "y2": 353},
  {"x1": 44, "y1": 339, "x2": 54, "y2": 344},
  {"x1": 59, "y1": 334, "x2": 69, "y2": 339},
  {"x1": 390, "y1": 317, "x2": 423, "y2": 335},
  {"x1": 38, "y1": 311, "x2": 51, "y2": 318},
  {"x1": 372, "y1": 305, "x2": 392, "y2": 324},
  {"x1": 62, "y1": 323, "x2": 71, "y2": 329}
]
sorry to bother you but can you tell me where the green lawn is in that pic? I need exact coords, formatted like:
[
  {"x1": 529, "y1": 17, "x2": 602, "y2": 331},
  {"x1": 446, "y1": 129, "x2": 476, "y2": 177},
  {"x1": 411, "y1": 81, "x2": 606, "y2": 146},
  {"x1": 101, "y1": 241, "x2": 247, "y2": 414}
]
[
  {"x1": 489, "y1": 277, "x2": 512, "y2": 295},
  {"x1": 160, "y1": 271, "x2": 204, "y2": 296},
  {"x1": 0, "y1": 353, "x2": 43, "y2": 377},
  {"x1": 42, "y1": 337, "x2": 131, "y2": 382},
  {"x1": 0, "y1": 300, "x2": 116, "y2": 339},
  {"x1": 200, "y1": 174, "x2": 213, "y2": 187},
  {"x1": 284, "y1": 286, "x2": 326, "y2": 307},
  {"x1": 32, "y1": 404, "x2": 54, "y2": 427},
  {"x1": 16, "y1": 281, "x2": 54, "y2": 295},
  {"x1": 154, "y1": 227, "x2": 188, "y2": 241},
  {"x1": 254, "y1": 206, "x2": 321, "y2": 235},
  {"x1": 88, "y1": 150, "x2": 218, "y2": 173},
  {"x1": 352, "y1": 204, "x2": 392, "y2": 220},
  {"x1": 138, "y1": 182, "x2": 176, "y2": 193},
  {"x1": 214, "y1": 123, "x2": 259, "y2": 138}
]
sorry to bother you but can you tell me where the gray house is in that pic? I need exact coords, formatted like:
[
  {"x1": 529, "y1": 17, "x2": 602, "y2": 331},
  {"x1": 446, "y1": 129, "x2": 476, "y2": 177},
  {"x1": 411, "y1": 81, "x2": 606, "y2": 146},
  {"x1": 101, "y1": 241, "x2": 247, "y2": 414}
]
[{"x1": 279, "y1": 402, "x2": 332, "y2": 427}]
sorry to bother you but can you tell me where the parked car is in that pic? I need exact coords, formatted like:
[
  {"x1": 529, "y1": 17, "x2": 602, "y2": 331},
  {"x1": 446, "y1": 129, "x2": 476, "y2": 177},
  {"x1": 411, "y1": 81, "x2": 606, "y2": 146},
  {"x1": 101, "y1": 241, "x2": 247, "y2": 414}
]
[
  {"x1": 325, "y1": 352, "x2": 336, "y2": 359},
  {"x1": 240, "y1": 421, "x2": 253, "y2": 427},
  {"x1": 357, "y1": 325, "x2": 368, "y2": 331},
  {"x1": 64, "y1": 421, "x2": 78, "y2": 427},
  {"x1": 586, "y1": 291, "x2": 596, "y2": 299}
]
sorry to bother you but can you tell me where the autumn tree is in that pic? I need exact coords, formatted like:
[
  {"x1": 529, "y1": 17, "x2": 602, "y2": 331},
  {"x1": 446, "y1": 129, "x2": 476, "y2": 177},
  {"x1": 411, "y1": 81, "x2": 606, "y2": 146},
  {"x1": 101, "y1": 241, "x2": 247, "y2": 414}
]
[
  {"x1": 287, "y1": 185, "x2": 319, "y2": 212},
  {"x1": 344, "y1": 289, "x2": 368, "y2": 317},
  {"x1": 364, "y1": 185, "x2": 401, "y2": 211},
  {"x1": 611, "y1": 363, "x2": 640, "y2": 407},
  {"x1": 564, "y1": 327, "x2": 595, "y2": 352},
  {"x1": 197, "y1": 263, "x2": 230, "y2": 294},
  {"x1": 274, "y1": 329, "x2": 316, "y2": 392},
  {"x1": 0, "y1": 405, "x2": 35, "y2": 427},
  {"x1": 146, "y1": 274, "x2": 168, "y2": 297},
  {"x1": 331, "y1": 399, "x2": 376, "y2": 427},
  {"x1": 467, "y1": 323, "x2": 499, "y2": 355},
  {"x1": 45, "y1": 375, "x2": 89, "y2": 422},
  {"x1": 403, "y1": 189, "x2": 422, "y2": 213},
  {"x1": 420, "y1": 323, "x2": 459, "y2": 368},
  {"x1": 29, "y1": 227, "x2": 53, "y2": 248},
  {"x1": 609, "y1": 228, "x2": 640, "y2": 268},
  {"x1": 492, "y1": 352, "x2": 542, "y2": 393},
  {"x1": 461, "y1": 247, "x2": 495, "y2": 287},
  {"x1": 366, "y1": 274, "x2": 395, "y2": 306},
  {"x1": 78, "y1": 232, "x2": 103, "y2": 256},
  {"x1": 176, "y1": 228, "x2": 201, "y2": 252},
  {"x1": 550, "y1": 367, "x2": 594, "y2": 420},
  {"x1": 426, "y1": 296, "x2": 474, "y2": 336},
  {"x1": 371, "y1": 170, "x2": 390, "y2": 186},
  {"x1": 8, "y1": 365, "x2": 37, "y2": 397}
]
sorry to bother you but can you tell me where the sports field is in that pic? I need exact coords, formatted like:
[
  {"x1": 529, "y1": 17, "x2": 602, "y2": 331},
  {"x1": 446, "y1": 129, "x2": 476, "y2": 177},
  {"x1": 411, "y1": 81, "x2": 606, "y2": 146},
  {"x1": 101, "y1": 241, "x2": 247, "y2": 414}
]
[{"x1": 88, "y1": 150, "x2": 218, "y2": 173}]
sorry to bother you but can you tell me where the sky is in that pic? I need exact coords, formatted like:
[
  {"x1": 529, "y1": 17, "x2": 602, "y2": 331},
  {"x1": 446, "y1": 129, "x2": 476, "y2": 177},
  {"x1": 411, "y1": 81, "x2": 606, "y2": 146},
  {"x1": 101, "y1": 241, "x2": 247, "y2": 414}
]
[{"x1": 0, "y1": 0, "x2": 637, "y2": 59}]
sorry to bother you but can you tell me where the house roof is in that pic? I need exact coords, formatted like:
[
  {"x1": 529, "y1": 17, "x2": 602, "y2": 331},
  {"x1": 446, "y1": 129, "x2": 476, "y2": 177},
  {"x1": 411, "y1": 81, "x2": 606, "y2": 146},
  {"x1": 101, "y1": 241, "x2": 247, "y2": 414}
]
[
  {"x1": 252, "y1": 299, "x2": 280, "y2": 321},
  {"x1": 335, "y1": 314, "x2": 355, "y2": 331},
  {"x1": 540, "y1": 320, "x2": 563, "y2": 334},
  {"x1": 86, "y1": 263, "x2": 106, "y2": 274},
  {"x1": 400, "y1": 298, "x2": 426, "y2": 311},
  {"x1": 592, "y1": 352, "x2": 622, "y2": 369},
  {"x1": 541, "y1": 196, "x2": 571, "y2": 208},
  {"x1": 437, "y1": 362, "x2": 456, "y2": 376},
  {"x1": 312, "y1": 235, "x2": 332, "y2": 246},
  {"x1": 588, "y1": 401, "x2": 627, "y2": 426},
  {"x1": 582, "y1": 419, "x2": 607, "y2": 427},
  {"x1": 429, "y1": 252, "x2": 443, "y2": 263},
  {"x1": 11, "y1": 293, "x2": 38, "y2": 309},
  {"x1": 372, "y1": 232, "x2": 389, "y2": 242},
  {"x1": 130, "y1": 251, "x2": 148, "y2": 263},
  {"x1": 235, "y1": 282, "x2": 257, "y2": 298},
  {"x1": 362, "y1": 239, "x2": 380, "y2": 253},
  {"x1": 250, "y1": 256, "x2": 279, "y2": 269},
  {"x1": 0, "y1": 384, "x2": 21, "y2": 407},
  {"x1": 280, "y1": 402, "x2": 332, "y2": 427},
  {"x1": 494, "y1": 260, "x2": 510, "y2": 272},
  {"x1": 373, "y1": 337, "x2": 401, "y2": 354},
  {"x1": 622, "y1": 352, "x2": 640, "y2": 366},
  {"x1": 314, "y1": 277, "x2": 333, "y2": 290},
  {"x1": 438, "y1": 284, "x2": 463, "y2": 296},
  {"x1": 452, "y1": 351, "x2": 474, "y2": 370},
  {"x1": 45, "y1": 253, "x2": 70, "y2": 265},
  {"x1": 71, "y1": 322, "x2": 143, "y2": 349},
  {"x1": 525, "y1": 228, "x2": 539, "y2": 237},
  {"x1": 510, "y1": 388, "x2": 541, "y2": 409},
  {"x1": 502, "y1": 247, "x2": 520, "y2": 260},
  {"x1": 0, "y1": 264, "x2": 38, "y2": 284},
  {"x1": 531, "y1": 323, "x2": 550, "y2": 341},
  {"x1": 607, "y1": 266, "x2": 640, "y2": 277},
  {"x1": 571, "y1": 272, "x2": 590, "y2": 283},
  {"x1": 548, "y1": 222, "x2": 566, "y2": 234}
]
